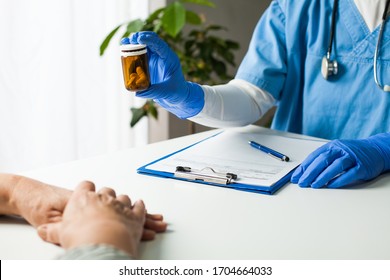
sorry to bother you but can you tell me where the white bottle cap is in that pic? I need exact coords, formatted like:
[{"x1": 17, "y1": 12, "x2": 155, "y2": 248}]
[{"x1": 120, "y1": 44, "x2": 147, "y2": 56}]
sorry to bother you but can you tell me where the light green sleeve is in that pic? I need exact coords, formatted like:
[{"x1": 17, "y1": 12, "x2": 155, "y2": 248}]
[{"x1": 56, "y1": 244, "x2": 133, "y2": 260}]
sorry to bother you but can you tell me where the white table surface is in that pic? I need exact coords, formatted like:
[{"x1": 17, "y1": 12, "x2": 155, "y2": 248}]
[{"x1": 1, "y1": 126, "x2": 390, "y2": 260}]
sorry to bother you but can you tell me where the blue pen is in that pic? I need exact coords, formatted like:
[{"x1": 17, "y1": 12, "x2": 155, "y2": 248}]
[{"x1": 248, "y1": 141, "x2": 290, "y2": 162}]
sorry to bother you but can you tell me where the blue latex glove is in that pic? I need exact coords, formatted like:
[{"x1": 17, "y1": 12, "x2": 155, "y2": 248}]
[
  {"x1": 121, "y1": 32, "x2": 204, "y2": 119},
  {"x1": 290, "y1": 133, "x2": 390, "y2": 188}
]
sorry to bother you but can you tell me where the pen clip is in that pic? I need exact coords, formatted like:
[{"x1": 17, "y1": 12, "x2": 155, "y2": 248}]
[
  {"x1": 175, "y1": 166, "x2": 237, "y2": 185},
  {"x1": 267, "y1": 152, "x2": 284, "y2": 161}
]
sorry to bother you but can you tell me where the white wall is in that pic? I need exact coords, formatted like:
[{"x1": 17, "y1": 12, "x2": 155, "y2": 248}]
[{"x1": 0, "y1": 0, "x2": 153, "y2": 173}]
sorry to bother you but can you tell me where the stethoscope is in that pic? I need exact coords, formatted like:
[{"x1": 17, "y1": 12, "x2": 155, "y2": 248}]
[{"x1": 321, "y1": 0, "x2": 390, "y2": 92}]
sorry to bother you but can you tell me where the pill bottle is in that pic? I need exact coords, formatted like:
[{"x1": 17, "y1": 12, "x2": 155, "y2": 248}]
[{"x1": 120, "y1": 44, "x2": 151, "y2": 91}]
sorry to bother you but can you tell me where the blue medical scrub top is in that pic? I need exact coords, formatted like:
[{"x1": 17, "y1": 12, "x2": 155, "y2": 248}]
[{"x1": 236, "y1": 0, "x2": 390, "y2": 140}]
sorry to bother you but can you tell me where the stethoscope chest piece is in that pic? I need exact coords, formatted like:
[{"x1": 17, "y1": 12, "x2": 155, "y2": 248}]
[{"x1": 321, "y1": 56, "x2": 338, "y2": 80}]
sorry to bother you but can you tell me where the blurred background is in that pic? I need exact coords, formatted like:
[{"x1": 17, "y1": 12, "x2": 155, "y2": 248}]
[{"x1": 0, "y1": 0, "x2": 271, "y2": 173}]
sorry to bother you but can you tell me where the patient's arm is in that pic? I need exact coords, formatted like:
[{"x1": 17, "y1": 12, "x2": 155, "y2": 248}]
[
  {"x1": 0, "y1": 173, "x2": 167, "y2": 239},
  {"x1": 0, "y1": 173, "x2": 70, "y2": 227}
]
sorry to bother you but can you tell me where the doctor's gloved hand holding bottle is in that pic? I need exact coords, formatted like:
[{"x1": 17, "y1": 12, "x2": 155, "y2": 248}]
[{"x1": 121, "y1": 32, "x2": 204, "y2": 119}]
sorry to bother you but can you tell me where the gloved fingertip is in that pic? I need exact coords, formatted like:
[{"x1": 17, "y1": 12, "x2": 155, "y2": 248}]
[
  {"x1": 290, "y1": 171, "x2": 301, "y2": 183},
  {"x1": 297, "y1": 180, "x2": 310, "y2": 188},
  {"x1": 129, "y1": 32, "x2": 140, "y2": 44},
  {"x1": 292, "y1": 165, "x2": 302, "y2": 174},
  {"x1": 311, "y1": 183, "x2": 323, "y2": 189},
  {"x1": 136, "y1": 31, "x2": 157, "y2": 41},
  {"x1": 290, "y1": 177, "x2": 298, "y2": 184},
  {"x1": 120, "y1": 37, "x2": 130, "y2": 45}
]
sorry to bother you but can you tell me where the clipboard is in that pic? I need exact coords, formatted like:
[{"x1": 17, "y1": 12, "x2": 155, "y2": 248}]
[{"x1": 137, "y1": 127, "x2": 326, "y2": 195}]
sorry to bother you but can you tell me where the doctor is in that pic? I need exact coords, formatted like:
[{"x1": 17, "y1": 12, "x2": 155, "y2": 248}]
[{"x1": 123, "y1": 0, "x2": 390, "y2": 189}]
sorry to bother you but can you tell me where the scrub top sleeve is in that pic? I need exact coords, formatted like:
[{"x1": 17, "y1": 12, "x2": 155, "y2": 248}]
[
  {"x1": 189, "y1": 79, "x2": 276, "y2": 128},
  {"x1": 236, "y1": 0, "x2": 287, "y2": 100}
]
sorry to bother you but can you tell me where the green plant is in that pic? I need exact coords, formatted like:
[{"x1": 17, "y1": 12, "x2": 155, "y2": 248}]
[{"x1": 100, "y1": 0, "x2": 239, "y2": 127}]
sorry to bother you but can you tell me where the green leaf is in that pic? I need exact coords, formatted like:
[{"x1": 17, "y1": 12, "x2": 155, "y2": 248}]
[
  {"x1": 100, "y1": 24, "x2": 122, "y2": 56},
  {"x1": 185, "y1": 10, "x2": 202, "y2": 25},
  {"x1": 147, "y1": 7, "x2": 164, "y2": 23},
  {"x1": 121, "y1": 31, "x2": 131, "y2": 39},
  {"x1": 130, "y1": 107, "x2": 147, "y2": 127},
  {"x1": 219, "y1": 50, "x2": 235, "y2": 65},
  {"x1": 153, "y1": 21, "x2": 163, "y2": 33},
  {"x1": 188, "y1": 29, "x2": 200, "y2": 37},
  {"x1": 212, "y1": 59, "x2": 227, "y2": 76},
  {"x1": 125, "y1": 19, "x2": 145, "y2": 34},
  {"x1": 180, "y1": 0, "x2": 215, "y2": 8},
  {"x1": 205, "y1": 24, "x2": 225, "y2": 32},
  {"x1": 162, "y1": 2, "x2": 186, "y2": 37},
  {"x1": 147, "y1": 101, "x2": 159, "y2": 119},
  {"x1": 184, "y1": 39, "x2": 196, "y2": 52},
  {"x1": 225, "y1": 40, "x2": 240, "y2": 50}
]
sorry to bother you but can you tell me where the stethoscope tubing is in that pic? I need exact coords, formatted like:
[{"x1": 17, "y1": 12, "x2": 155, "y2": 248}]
[{"x1": 324, "y1": 0, "x2": 390, "y2": 91}]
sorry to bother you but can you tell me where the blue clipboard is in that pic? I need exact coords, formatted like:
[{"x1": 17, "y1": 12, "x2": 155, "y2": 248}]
[{"x1": 137, "y1": 132, "x2": 294, "y2": 195}]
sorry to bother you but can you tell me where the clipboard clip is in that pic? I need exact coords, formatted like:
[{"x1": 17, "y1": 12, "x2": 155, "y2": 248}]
[{"x1": 175, "y1": 166, "x2": 237, "y2": 185}]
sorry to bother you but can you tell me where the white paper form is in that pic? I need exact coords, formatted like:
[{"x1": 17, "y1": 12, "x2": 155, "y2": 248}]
[{"x1": 147, "y1": 128, "x2": 327, "y2": 187}]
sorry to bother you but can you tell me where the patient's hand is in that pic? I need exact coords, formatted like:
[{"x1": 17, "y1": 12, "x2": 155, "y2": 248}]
[
  {"x1": 9, "y1": 175, "x2": 71, "y2": 227},
  {"x1": 37, "y1": 181, "x2": 148, "y2": 257}
]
